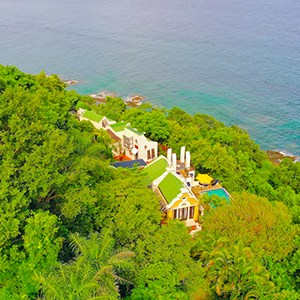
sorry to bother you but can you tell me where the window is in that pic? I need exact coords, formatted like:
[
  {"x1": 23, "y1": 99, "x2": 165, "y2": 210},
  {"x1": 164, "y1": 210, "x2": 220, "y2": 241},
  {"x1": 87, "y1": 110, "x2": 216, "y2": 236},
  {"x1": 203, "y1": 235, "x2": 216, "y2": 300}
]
[
  {"x1": 189, "y1": 206, "x2": 195, "y2": 219},
  {"x1": 135, "y1": 139, "x2": 139, "y2": 144},
  {"x1": 173, "y1": 210, "x2": 177, "y2": 220},
  {"x1": 182, "y1": 207, "x2": 188, "y2": 220},
  {"x1": 175, "y1": 207, "x2": 189, "y2": 221},
  {"x1": 102, "y1": 120, "x2": 108, "y2": 128},
  {"x1": 147, "y1": 150, "x2": 151, "y2": 160},
  {"x1": 151, "y1": 148, "x2": 155, "y2": 159},
  {"x1": 146, "y1": 148, "x2": 155, "y2": 160}
]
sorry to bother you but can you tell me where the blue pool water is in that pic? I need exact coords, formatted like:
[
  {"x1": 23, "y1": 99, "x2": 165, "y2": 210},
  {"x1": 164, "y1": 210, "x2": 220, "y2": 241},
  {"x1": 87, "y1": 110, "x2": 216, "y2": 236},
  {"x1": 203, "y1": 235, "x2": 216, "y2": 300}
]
[{"x1": 201, "y1": 188, "x2": 231, "y2": 201}]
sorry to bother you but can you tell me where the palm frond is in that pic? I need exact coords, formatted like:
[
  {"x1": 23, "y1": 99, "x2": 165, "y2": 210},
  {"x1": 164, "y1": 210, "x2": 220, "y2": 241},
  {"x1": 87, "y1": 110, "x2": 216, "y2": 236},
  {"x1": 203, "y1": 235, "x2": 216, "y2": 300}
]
[
  {"x1": 92, "y1": 265, "x2": 114, "y2": 282},
  {"x1": 87, "y1": 295, "x2": 118, "y2": 300},
  {"x1": 70, "y1": 232, "x2": 85, "y2": 255}
]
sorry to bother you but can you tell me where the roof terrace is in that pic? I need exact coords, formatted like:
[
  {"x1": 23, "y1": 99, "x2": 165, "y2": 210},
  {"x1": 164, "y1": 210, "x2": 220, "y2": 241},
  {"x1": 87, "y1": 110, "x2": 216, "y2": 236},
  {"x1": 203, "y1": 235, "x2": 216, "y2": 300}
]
[{"x1": 81, "y1": 110, "x2": 104, "y2": 123}]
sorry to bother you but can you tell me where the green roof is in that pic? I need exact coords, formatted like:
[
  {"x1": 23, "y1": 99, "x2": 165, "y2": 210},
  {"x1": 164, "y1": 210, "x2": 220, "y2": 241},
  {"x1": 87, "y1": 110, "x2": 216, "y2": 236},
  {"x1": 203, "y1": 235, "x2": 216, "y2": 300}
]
[
  {"x1": 109, "y1": 122, "x2": 144, "y2": 135},
  {"x1": 144, "y1": 157, "x2": 169, "y2": 182},
  {"x1": 110, "y1": 122, "x2": 127, "y2": 132},
  {"x1": 159, "y1": 173, "x2": 184, "y2": 203},
  {"x1": 139, "y1": 176, "x2": 152, "y2": 187},
  {"x1": 126, "y1": 127, "x2": 143, "y2": 136},
  {"x1": 107, "y1": 117, "x2": 116, "y2": 122},
  {"x1": 82, "y1": 110, "x2": 104, "y2": 123}
]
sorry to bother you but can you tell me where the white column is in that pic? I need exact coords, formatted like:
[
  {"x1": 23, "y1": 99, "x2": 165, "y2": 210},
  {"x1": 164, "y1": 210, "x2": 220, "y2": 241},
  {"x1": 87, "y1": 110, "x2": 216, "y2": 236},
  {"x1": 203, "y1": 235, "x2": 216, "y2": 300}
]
[
  {"x1": 186, "y1": 151, "x2": 190, "y2": 168},
  {"x1": 190, "y1": 170, "x2": 195, "y2": 183},
  {"x1": 167, "y1": 148, "x2": 172, "y2": 165},
  {"x1": 180, "y1": 146, "x2": 185, "y2": 163},
  {"x1": 172, "y1": 153, "x2": 177, "y2": 171}
]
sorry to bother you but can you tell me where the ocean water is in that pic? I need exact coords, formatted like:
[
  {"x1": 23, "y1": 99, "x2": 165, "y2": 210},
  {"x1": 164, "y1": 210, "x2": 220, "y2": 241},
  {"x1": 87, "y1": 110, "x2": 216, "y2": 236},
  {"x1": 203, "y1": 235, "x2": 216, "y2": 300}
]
[{"x1": 1, "y1": 0, "x2": 299, "y2": 156}]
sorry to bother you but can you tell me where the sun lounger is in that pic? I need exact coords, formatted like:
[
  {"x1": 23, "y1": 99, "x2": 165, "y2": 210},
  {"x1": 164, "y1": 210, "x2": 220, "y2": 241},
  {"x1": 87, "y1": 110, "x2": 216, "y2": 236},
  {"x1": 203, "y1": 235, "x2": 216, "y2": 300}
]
[
  {"x1": 199, "y1": 182, "x2": 209, "y2": 188},
  {"x1": 211, "y1": 179, "x2": 219, "y2": 187}
]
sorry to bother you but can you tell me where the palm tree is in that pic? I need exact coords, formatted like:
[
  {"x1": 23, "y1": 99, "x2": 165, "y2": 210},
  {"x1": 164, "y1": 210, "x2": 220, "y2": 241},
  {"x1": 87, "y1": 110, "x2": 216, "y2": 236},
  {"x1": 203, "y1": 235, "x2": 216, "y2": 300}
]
[
  {"x1": 35, "y1": 229, "x2": 135, "y2": 299},
  {"x1": 191, "y1": 231, "x2": 279, "y2": 299},
  {"x1": 206, "y1": 242, "x2": 278, "y2": 299}
]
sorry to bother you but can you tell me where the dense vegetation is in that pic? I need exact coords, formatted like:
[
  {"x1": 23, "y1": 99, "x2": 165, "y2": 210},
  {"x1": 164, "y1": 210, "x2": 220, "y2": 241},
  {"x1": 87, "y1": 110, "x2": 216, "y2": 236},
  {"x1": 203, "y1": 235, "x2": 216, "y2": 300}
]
[{"x1": 1, "y1": 65, "x2": 300, "y2": 299}]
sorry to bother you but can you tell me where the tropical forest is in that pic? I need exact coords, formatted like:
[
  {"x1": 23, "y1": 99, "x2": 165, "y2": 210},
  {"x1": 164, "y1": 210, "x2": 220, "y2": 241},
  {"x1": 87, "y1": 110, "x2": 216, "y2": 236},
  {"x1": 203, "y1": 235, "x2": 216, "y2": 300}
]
[{"x1": 1, "y1": 64, "x2": 300, "y2": 300}]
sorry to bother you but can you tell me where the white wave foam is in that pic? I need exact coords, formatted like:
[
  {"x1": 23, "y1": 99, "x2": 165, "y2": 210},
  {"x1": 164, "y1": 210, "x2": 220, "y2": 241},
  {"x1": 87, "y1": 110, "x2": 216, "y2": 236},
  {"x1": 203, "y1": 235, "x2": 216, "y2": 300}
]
[{"x1": 274, "y1": 149, "x2": 299, "y2": 162}]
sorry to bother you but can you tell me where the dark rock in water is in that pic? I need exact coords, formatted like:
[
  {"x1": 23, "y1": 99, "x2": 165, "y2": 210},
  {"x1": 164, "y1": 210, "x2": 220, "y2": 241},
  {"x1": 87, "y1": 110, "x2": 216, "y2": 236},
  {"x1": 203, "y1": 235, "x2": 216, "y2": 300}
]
[
  {"x1": 62, "y1": 79, "x2": 79, "y2": 85},
  {"x1": 266, "y1": 150, "x2": 297, "y2": 165}
]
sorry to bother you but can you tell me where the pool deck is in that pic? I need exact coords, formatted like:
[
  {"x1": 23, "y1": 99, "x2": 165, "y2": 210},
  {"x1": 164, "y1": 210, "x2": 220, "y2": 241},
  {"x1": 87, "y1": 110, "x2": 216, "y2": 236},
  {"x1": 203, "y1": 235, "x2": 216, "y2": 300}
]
[{"x1": 191, "y1": 183, "x2": 223, "y2": 199}]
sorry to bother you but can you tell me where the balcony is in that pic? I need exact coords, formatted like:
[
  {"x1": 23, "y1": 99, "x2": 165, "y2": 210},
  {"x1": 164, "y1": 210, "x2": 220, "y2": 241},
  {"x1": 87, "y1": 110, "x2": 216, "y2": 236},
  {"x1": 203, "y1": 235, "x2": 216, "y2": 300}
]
[{"x1": 123, "y1": 135, "x2": 133, "y2": 149}]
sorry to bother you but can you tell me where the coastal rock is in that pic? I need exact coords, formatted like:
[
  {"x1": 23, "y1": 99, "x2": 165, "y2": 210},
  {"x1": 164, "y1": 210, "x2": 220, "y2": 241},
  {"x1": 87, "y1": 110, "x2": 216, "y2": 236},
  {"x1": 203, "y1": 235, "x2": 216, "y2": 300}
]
[
  {"x1": 62, "y1": 79, "x2": 79, "y2": 85},
  {"x1": 90, "y1": 91, "x2": 119, "y2": 103},
  {"x1": 125, "y1": 94, "x2": 145, "y2": 107},
  {"x1": 266, "y1": 150, "x2": 298, "y2": 165}
]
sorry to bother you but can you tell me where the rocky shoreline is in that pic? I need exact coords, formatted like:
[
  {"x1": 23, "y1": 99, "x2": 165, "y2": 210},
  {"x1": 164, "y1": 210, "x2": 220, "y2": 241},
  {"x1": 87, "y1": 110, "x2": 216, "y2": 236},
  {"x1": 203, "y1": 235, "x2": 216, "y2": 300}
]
[
  {"x1": 61, "y1": 77, "x2": 145, "y2": 107},
  {"x1": 125, "y1": 94, "x2": 145, "y2": 107},
  {"x1": 61, "y1": 79, "x2": 299, "y2": 163},
  {"x1": 61, "y1": 79, "x2": 79, "y2": 86},
  {"x1": 90, "y1": 91, "x2": 119, "y2": 103},
  {"x1": 89, "y1": 91, "x2": 145, "y2": 107},
  {"x1": 266, "y1": 150, "x2": 298, "y2": 165}
]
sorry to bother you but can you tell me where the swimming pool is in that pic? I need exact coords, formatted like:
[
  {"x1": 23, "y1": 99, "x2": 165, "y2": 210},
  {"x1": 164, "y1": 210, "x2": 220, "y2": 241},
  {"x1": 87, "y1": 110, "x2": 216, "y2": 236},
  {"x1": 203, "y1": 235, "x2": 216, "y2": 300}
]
[{"x1": 201, "y1": 188, "x2": 230, "y2": 201}]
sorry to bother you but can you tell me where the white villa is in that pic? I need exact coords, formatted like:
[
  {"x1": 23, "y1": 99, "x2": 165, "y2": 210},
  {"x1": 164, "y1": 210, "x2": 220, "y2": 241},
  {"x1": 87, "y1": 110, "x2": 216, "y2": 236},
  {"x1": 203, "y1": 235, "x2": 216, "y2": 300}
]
[
  {"x1": 78, "y1": 108, "x2": 116, "y2": 129},
  {"x1": 78, "y1": 108, "x2": 158, "y2": 162},
  {"x1": 109, "y1": 123, "x2": 158, "y2": 161}
]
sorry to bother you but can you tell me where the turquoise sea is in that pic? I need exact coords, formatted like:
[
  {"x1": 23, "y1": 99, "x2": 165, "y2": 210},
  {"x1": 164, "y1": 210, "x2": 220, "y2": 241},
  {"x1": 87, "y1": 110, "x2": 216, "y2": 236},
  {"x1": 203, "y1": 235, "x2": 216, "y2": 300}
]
[{"x1": 1, "y1": 0, "x2": 299, "y2": 157}]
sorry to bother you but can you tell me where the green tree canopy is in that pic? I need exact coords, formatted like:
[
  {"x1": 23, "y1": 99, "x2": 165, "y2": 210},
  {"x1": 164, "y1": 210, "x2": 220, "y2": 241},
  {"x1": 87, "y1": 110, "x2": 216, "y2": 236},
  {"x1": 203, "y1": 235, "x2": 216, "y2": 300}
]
[
  {"x1": 36, "y1": 230, "x2": 135, "y2": 299},
  {"x1": 130, "y1": 110, "x2": 170, "y2": 142},
  {"x1": 202, "y1": 191, "x2": 298, "y2": 260},
  {"x1": 191, "y1": 231, "x2": 279, "y2": 299}
]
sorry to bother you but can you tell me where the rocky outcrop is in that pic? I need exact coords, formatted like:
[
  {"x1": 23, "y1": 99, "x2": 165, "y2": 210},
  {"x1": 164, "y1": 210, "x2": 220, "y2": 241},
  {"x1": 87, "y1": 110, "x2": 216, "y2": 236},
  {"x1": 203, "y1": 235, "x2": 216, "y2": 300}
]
[
  {"x1": 125, "y1": 94, "x2": 145, "y2": 107},
  {"x1": 62, "y1": 80, "x2": 79, "y2": 85},
  {"x1": 90, "y1": 91, "x2": 119, "y2": 103},
  {"x1": 266, "y1": 150, "x2": 298, "y2": 165}
]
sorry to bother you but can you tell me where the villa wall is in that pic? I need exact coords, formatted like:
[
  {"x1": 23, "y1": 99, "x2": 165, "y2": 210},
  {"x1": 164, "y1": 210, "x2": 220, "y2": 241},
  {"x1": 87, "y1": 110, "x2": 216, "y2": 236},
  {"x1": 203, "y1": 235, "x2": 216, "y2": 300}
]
[
  {"x1": 79, "y1": 116, "x2": 102, "y2": 129},
  {"x1": 119, "y1": 128, "x2": 158, "y2": 161},
  {"x1": 167, "y1": 193, "x2": 199, "y2": 222}
]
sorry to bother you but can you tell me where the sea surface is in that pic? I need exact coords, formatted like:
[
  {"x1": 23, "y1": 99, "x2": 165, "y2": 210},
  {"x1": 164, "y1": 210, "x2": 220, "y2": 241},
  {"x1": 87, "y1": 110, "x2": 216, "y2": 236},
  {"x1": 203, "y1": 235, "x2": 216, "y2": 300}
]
[{"x1": 1, "y1": 0, "x2": 299, "y2": 157}]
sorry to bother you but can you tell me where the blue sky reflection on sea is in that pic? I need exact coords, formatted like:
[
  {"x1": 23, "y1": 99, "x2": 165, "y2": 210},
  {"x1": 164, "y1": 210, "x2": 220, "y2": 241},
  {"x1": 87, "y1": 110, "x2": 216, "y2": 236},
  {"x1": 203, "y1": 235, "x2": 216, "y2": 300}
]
[{"x1": 0, "y1": 0, "x2": 299, "y2": 156}]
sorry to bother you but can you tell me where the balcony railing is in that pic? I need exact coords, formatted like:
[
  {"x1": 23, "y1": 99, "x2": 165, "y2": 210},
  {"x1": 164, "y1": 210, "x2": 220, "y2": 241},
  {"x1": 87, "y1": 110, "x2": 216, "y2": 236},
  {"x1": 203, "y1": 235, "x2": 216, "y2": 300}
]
[{"x1": 123, "y1": 135, "x2": 133, "y2": 149}]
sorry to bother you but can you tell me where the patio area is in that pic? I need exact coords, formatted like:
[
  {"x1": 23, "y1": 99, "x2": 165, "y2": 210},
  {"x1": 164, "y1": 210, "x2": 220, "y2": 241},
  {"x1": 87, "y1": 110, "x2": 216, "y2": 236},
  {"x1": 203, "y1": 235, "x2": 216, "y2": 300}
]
[{"x1": 113, "y1": 154, "x2": 132, "y2": 161}]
